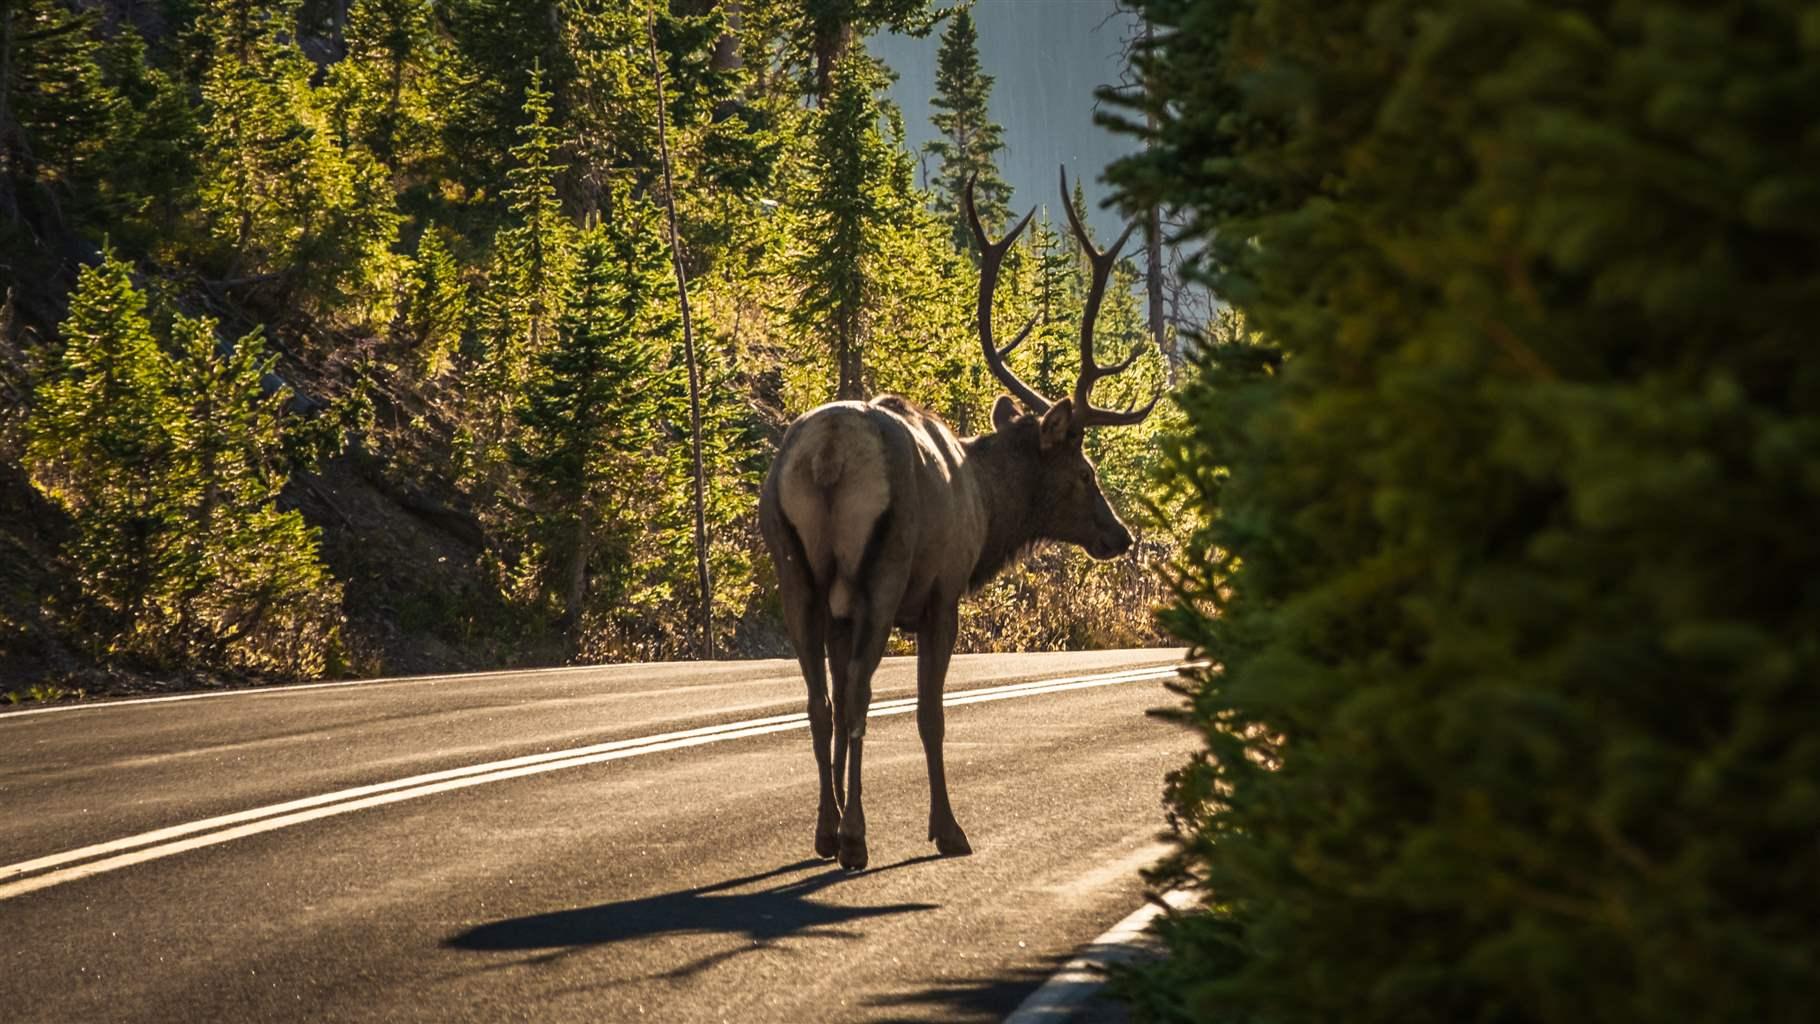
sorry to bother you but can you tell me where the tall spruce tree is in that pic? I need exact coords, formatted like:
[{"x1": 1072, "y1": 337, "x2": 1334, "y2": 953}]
[
  {"x1": 789, "y1": 47, "x2": 894, "y2": 399},
  {"x1": 513, "y1": 207, "x2": 672, "y2": 651},
  {"x1": 195, "y1": 0, "x2": 399, "y2": 318},
  {"x1": 477, "y1": 63, "x2": 575, "y2": 422},
  {"x1": 400, "y1": 226, "x2": 467, "y2": 378},
  {"x1": 925, "y1": 6, "x2": 1010, "y2": 255},
  {"x1": 438, "y1": 0, "x2": 565, "y2": 190},
  {"x1": 328, "y1": 0, "x2": 443, "y2": 174},
  {"x1": 2, "y1": 0, "x2": 119, "y2": 201}
]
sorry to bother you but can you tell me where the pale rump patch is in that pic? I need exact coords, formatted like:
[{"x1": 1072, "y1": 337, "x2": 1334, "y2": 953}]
[{"x1": 777, "y1": 406, "x2": 890, "y2": 619}]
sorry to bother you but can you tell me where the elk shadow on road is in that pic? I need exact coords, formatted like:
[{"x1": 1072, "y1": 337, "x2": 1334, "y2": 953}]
[{"x1": 444, "y1": 855, "x2": 943, "y2": 979}]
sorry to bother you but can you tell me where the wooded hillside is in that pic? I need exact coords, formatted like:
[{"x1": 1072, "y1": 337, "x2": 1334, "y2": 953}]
[{"x1": 0, "y1": 1, "x2": 1185, "y2": 694}]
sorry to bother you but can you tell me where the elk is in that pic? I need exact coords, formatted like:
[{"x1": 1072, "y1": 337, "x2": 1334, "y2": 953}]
[{"x1": 757, "y1": 171, "x2": 1159, "y2": 871}]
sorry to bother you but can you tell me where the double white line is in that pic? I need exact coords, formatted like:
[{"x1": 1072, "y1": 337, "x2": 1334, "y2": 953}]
[{"x1": 0, "y1": 663, "x2": 1184, "y2": 902}]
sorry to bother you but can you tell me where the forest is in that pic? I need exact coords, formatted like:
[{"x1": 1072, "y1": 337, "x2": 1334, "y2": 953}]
[{"x1": 0, "y1": 0, "x2": 1186, "y2": 693}]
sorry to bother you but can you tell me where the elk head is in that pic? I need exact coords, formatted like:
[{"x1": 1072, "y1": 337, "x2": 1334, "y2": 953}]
[{"x1": 967, "y1": 170, "x2": 1161, "y2": 561}]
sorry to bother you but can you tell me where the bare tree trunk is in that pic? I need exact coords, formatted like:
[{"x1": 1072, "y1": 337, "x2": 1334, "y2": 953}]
[
  {"x1": 1141, "y1": 18, "x2": 1174, "y2": 382},
  {"x1": 712, "y1": 2, "x2": 742, "y2": 73},
  {"x1": 0, "y1": 4, "x2": 15, "y2": 226},
  {"x1": 814, "y1": 19, "x2": 856, "y2": 106},
  {"x1": 563, "y1": 511, "x2": 590, "y2": 655},
  {"x1": 648, "y1": 8, "x2": 715, "y2": 660}
]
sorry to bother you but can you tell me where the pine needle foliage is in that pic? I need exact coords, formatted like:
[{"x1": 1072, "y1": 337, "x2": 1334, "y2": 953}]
[{"x1": 1103, "y1": 2, "x2": 1820, "y2": 1022}]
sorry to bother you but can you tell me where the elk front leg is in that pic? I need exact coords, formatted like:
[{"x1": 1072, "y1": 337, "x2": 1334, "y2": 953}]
[
  {"x1": 800, "y1": 621, "x2": 841, "y2": 860},
  {"x1": 917, "y1": 604, "x2": 971, "y2": 856}
]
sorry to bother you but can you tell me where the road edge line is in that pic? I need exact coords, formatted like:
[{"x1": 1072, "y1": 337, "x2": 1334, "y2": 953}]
[
  {"x1": 1003, "y1": 888, "x2": 1197, "y2": 1024},
  {"x1": 0, "y1": 652, "x2": 1190, "y2": 720}
]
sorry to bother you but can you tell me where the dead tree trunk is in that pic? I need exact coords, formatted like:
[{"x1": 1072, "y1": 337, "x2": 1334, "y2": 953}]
[{"x1": 648, "y1": 8, "x2": 715, "y2": 660}]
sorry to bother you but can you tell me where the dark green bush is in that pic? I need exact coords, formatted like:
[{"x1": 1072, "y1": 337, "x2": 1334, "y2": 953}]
[{"x1": 1105, "y1": 2, "x2": 1820, "y2": 1021}]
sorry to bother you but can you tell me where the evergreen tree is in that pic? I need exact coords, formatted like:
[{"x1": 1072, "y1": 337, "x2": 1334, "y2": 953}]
[
  {"x1": 513, "y1": 206, "x2": 672, "y2": 650},
  {"x1": 93, "y1": 26, "x2": 202, "y2": 258},
  {"x1": 660, "y1": 326, "x2": 759, "y2": 651},
  {"x1": 438, "y1": 0, "x2": 566, "y2": 190},
  {"x1": 328, "y1": 0, "x2": 443, "y2": 175},
  {"x1": 165, "y1": 315, "x2": 342, "y2": 674},
  {"x1": 195, "y1": 0, "x2": 399, "y2": 319},
  {"x1": 1020, "y1": 209, "x2": 1080, "y2": 398},
  {"x1": 3, "y1": 0, "x2": 120, "y2": 199},
  {"x1": 25, "y1": 250, "x2": 173, "y2": 655},
  {"x1": 400, "y1": 226, "x2": 468, "y2": 377},
  {"x1": 925, "y1": 7, "x2": 1010, "y2": 255},
  {"x1": 1106, "y1": 2, "x2": 1820, "y2": 1022},
  {"x1": 774, "y1": 0, "x2": 944, "y2": 102},
  {"x1": 476, "y1": 63, "x2": 575, "y2": 428},
  {"x1": 788, "y1": 47, "x2": 895, "y2": 400}
]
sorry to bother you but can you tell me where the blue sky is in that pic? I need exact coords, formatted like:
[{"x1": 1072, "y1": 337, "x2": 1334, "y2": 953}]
[{"x1": 870, "y1": 1, "x2": 1144, "y2": 241}]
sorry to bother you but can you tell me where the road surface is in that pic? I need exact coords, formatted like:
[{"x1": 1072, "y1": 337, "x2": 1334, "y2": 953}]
[{"x1": 0, "y1": 650, "x2": 1192, "y2": 1022}]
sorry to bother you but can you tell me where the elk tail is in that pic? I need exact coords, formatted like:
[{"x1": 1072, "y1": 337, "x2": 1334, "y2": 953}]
[{"x1": 809, "y1": 442, "x2": 844, "y2": 488}]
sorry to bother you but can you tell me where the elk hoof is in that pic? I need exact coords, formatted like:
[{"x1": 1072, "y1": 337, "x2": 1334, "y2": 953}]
[
  {"x1": 814, "y1": 830, "x2": 839, "y2": 859},
  {"x1": 932, "y1": 825, "x2": 972, "y2": 858},
  {"x1": 838, "y1": 834, "x2": 869, "y2": 872}
]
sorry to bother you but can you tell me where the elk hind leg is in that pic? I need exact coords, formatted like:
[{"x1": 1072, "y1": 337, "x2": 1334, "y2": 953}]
[
  {"x1": 834, "y1": 563, "x2": 911, "y2": 873},
  {"x1": 774, "y1": 526, "x2": 840, "y2": 859},
  {"x1": 826, "y1": 612, "x2": 866, "y2": 871}
]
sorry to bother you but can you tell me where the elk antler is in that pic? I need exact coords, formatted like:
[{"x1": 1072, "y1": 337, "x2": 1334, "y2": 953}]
[
  {"x1": 1059, "y1": 167, "x2": 1162, "y2": 429},
  {"x1": 965, "y1": 176, "x2": 1047, "y2": 414}
]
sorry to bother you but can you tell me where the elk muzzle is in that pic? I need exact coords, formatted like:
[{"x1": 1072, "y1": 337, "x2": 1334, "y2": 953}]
[{"x1": 1086, "y1": 522, "x2": 1133, "y2": 560}]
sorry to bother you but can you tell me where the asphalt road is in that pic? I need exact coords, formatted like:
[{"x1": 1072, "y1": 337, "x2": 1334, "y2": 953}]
[{"x1": 0, "y1": 649, "x2": 1193, "y2": 1023}]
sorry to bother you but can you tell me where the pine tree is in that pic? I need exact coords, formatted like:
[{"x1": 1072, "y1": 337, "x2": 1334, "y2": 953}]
[
  {"x1": 788, "y1": 47, "x2": 895, "y2": 399},
  {"x1": 165, "y1": 315, "x2": 342, "y2": 674},
  {"x1": 1020, "y1": 209, "x2": 1080, "y2": 398},
  {"x1": 328, "y1": 0, "x2": 443, "y2": 174},
  {"x1": 26, "y1": 250, "x2": 175, "y2": 655},
  {"x1": 92, "y1": 26, "x2": 202, "y2": 257},
  {"x1": 513, "y1": 205, "x2": 672, "y2": 650},
  {"x1": 925, "y1": 7, "x2": 1010, "y2": 255},
  {"x1": 661, "y1": 326, "x2": 758, "y2": 651},
  {"x1": 3, "y1": 0, "x2": 120, "y2": 197},
  {"x1": 476, "y1": 62, "x2": 575, "y2": 435},
  {"x1": 438, "y1": 0, "x2": 565, "y2": 189},
  {"x1": 400, "y1": 226, "x2": 467, "y2": 377},
  {"x1": 195, "y1": 0, "x2": 399, "y2": 318},
  {"x1": 774, "y1": 0, "x2": 943, "y2": 103}
]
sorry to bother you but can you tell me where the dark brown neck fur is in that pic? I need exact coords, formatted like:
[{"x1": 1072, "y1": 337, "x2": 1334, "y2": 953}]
[{"x1": 961, "y1": 423, "x2": 1045, "y2": 591}]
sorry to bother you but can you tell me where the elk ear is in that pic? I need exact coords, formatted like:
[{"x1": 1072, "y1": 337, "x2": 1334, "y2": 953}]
[
  {"x1": 991, "y1": 395, "x2": 1021, "y2": 433},
  {"x1": 1038, "y1": 399, "x2": 1075, "y2": 450}
]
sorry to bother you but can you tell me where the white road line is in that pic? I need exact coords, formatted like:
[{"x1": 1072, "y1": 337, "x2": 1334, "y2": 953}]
[
  {"x1": 1003, "y1": 888, "x2": 1198, "y2": 1024},
  {"x1": 0, "y1": 665, "x2": 1169, "y2": 885},
  {"x1": 0, "y1": 664, "x2": 1185, "y2": 902}
]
